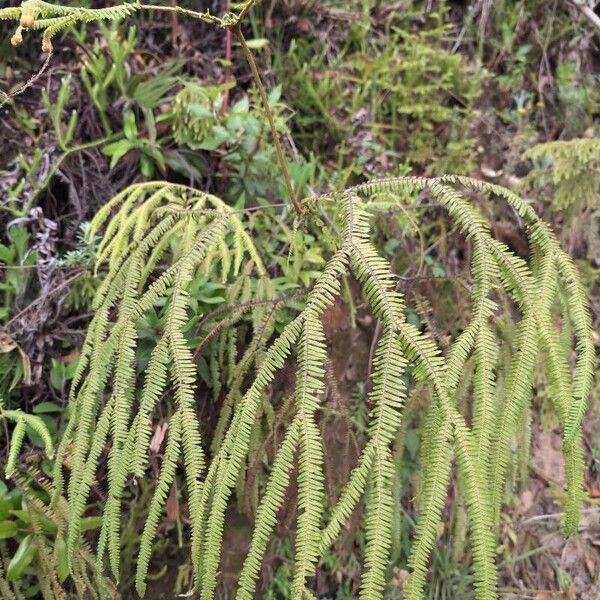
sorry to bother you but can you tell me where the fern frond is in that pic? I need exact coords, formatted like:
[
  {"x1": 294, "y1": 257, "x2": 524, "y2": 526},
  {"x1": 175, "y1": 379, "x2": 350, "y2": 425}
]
[
  {"x1": 135, "y1": 411, "x2": 182, "y2": 597},
  {"x1": 562, "y1": 429, "x2": 586, "y2": 534},
  {"x1": 4, "y1": 1, "x2": 139, "y2": 51},
  {"x1": 90, "y1": 182, "x2": 266, "y2": 278},
  {"x1": 168, "y1": 264, "x2": 206, "y2": 574},
  {"x1": 236, "y1": 421, "x2": 300, "y2": 600},
  {"x1": 67, "y1": 397, "x2": 114, "y2": 562},
  {"x1": 291, "y1": 311, "x2": 327, "y2": 598},
  {"x1": 555, "y1": 251, "x2": 595, "y2": 446},
  {"x1": 471, "y1": 322, "x2": 498, "y2": 472},
  {"x1": 5, "y1": 419, "x2": 26, "y2": 479},
  {"x1": 197, "y1": 315, "x2": 304, "y2": 597},
  {"x1": 47, "y1": 173, "x2": 592, "y2": 599},
  {"x1": 59, "y1": 196, "x2": 235, "y2": 583},
  {"x1": 524, "y1": 138, "x2": 600, "y2": 209},
  {"x1": 432, "y1": 178, "x2": 588, "y2": 534},
  {"x1": 0, "y1": 8, "x2": 20, "y2": 21},
  {"x1": 2, "y1": 409, "x2": 54, "y2": 463},
  {"x1": 130, "y1": 336, "x2": 171, "y2": 477},
  {"x1": 470, "y1": 178, "x2": 594, "y2": 447},
  {"x1": 360, "y1": 326, "x2": 407, "y2": 600},
  {"x1": 101, "y1": 255, "x2": 142, "y2": 579},
  {"x1": 403, "y1": 402, "x2": 452, "y2": 600},
  {"x1": 397, "y1": 321, "x2": 497, "y2": 600}
]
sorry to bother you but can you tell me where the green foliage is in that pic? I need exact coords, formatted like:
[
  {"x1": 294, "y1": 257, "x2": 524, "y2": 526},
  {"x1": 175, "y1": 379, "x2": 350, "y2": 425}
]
[
  {"x1": 1, "y1": 0, "x2": 254, "y2": 53},
  {"x1": 0, "y1": 470, "x2": 117, "y2": 599},
  {"x1": 1, "y1": 403, "x2": 53, "y2": 478},
  {"x1": 554, "y1": 63, "x2": 599, "y2": 136},
  {"x1": 172, "y1": 80, "x2": 315, "y2": 204},
  {"x1": 278, "y1": 3, "x2": 482, "y2": 175},
  {"x1": 0, "y1": 3, "x2": 595, "y2": 600},
  {"x1": 524, "y1": 137, "x2": 600, "y2": 262},
  {"x1": 3, "y1": 0, "x2": 138, "y2": 53}
]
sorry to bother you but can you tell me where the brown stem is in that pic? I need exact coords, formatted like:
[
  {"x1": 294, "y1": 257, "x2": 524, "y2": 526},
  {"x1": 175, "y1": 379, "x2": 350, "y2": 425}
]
[
  {"x1": 232, "y1": 23, "x2": 302, "y2": 217},
  {"x1": 222, "y1": 0, "x2": 232, "y2": 112}
]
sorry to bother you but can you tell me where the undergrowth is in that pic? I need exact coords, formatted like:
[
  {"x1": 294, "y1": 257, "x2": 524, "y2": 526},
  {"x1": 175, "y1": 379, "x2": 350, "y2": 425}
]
[
  {"x1": 277, "y1": 2, "x2": 482, "y2": 177},
  {"x1": 0, "y1": 2, "x2": 595, "y2": 600}
]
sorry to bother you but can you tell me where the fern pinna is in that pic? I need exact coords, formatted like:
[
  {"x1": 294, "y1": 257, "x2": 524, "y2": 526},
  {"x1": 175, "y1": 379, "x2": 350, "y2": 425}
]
[{"x1": 40, "y1": 175, "x2": 593, "y2": 600}]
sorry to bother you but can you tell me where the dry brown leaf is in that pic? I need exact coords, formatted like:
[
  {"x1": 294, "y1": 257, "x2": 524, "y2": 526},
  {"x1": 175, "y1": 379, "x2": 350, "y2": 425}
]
[
  {"x1": 149, "y1": 421, "x2": 168, "y2": 453},
  {"x1": 0, "y1": 331, "x2": 31, "y2": 385},
  {"x1": 166, "y1": 484, "x2": 179, "y2": 522}
]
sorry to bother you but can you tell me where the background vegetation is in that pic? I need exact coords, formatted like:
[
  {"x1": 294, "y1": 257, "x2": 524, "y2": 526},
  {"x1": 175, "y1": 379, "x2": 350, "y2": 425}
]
[{"x1": 0, "y1": 1, "x2": 598, "y2": 598}]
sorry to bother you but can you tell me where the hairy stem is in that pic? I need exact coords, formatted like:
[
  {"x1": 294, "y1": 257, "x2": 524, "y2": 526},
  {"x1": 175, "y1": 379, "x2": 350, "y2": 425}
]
[{"x1": 138, "y1": 4, "x2": 220, "y2": 24}]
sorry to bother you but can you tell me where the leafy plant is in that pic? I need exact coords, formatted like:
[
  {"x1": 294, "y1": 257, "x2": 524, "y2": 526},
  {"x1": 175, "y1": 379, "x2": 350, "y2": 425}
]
[
  {"x1": 0, "y1": 225, "x2": 35, "y2": 322},
  {"x1": 0, "y1": 471, "x2": 117, "y2": 599},
  {"x1": 40, "y1": 173, "x2": 592, "y2": 600},
  {"x1": 173, "y1": 80, "x2": 314, "y2": 204},
  {"x1": 276, "y1": 3, "x2": 482, "y2": 176},
  {"x1": 525, "y1": 136, "x2": 600, "y2": 261},
  {"x1": 0, "y1": 2, "x2": 595, "y2": 600}
]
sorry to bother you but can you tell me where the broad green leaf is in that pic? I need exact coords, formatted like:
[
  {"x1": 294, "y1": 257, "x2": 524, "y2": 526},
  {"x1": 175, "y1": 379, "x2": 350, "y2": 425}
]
[
  {"x1": 123, "y1": 110, "x2": 138, "y2": 141},
  {"x1": 54, "y1": 536, "x2": 69, "y2": 583},
  {"x1": 7, "y1": 534, "x2": 37, "y2": 581},
  {"x1": 102, "y1": 139, "x2": 135, "y2": 169},
  {"x1": 32, "y1": 402, "x2": 63, "y2": 414},
  {"x1": 0, "y1": 520, "x2": 17, "y2": 539}
]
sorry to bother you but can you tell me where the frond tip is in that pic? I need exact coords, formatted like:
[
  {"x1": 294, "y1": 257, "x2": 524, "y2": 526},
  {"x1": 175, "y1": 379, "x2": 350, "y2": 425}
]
[
  {"x1": 1, "y1": 407, "x2": 54, "y2": 478},
  {"x1": 3, "y1": 1, "x2": 139, "y2": 51}
]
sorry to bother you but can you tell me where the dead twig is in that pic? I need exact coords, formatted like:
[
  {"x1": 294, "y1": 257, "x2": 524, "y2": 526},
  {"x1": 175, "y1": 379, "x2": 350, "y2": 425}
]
[{"x1": 570, "y1": 0, "x2": 600, "y2": 31}]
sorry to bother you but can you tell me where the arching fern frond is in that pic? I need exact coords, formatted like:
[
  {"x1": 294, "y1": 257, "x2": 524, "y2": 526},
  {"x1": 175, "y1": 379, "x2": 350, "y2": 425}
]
[
  {"x1": 89, "y1": 181, "x2": 266, "y2": 278},
  {"x1": 6, "y1": 1, "x2": 138, "y2": 51},
  {"x1": 47, "y1": 183, "x2": 270, "y2": 591}
]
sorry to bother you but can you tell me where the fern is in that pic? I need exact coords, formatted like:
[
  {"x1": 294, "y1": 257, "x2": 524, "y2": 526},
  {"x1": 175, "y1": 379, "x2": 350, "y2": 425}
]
[
  {"x1": 1, "y1": 156, "x2": 592, "y2": 599},
  {"x1": 1, "y1": 405, "x2": 54, "y2": 478},
  {"x1": 30, "y1": 176, "x2": 590, "y2": 599},
  {"x1": 2, "y1": 0, "x2": 250, "y2": 52},
  {"x1": 2, "y1": 4, "x2": 595, "y2": 598},
  {"x1": 0, "y1": 467, "x2": 117, "y2": 600},
  {"x1": 3, "y1": 1, "x2": 138, "y2": 51},
  {"x1": 525, "y1": 137, "x2": 600, "y2": 210},
  {"x1": 37, "y1": 172, "x2": 594, "y2": 600},
  {"x1": 42, "y1": 182, "x2": 264, "y2": 585}
]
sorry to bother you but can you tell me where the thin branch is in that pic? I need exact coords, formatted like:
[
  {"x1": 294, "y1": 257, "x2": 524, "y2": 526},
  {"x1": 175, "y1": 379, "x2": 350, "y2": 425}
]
[
  {"x1": 138, "y1": 4, "x2": 220, "y2": 24},
  {"x1": 232, "y1": 23, "x2": 302, "y2": 217},
  {"x1": 519, "y1": 507, "x2": 600, "y2": 528},
  {"x1": 0, "y1": 51, "x2": 52, "y2": 109},
  {"x1": 570, "y1": 0, "x2": 600, "y2": 31}
]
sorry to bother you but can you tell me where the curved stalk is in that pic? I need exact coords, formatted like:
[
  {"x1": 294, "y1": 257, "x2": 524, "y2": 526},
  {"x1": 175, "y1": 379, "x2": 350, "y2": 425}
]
[{"x1": 232, "y1": 23, "x2": 301, "y2": 216}]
